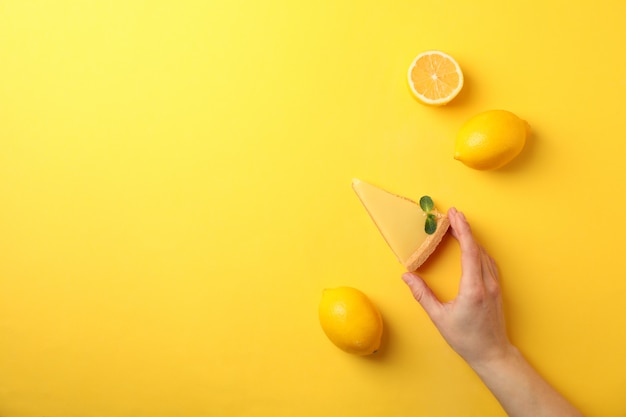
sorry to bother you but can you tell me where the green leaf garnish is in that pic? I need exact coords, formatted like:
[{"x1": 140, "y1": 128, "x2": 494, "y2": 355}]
[
  {"x1": 425, "y1": 213, "x2": 437, "y2": 235},
  {"x1": 419, "y1": 195, "x2": 434, "y2": 212},
  {"x1": 420, "y1": 195, "x2": 438, "y2": 235}
]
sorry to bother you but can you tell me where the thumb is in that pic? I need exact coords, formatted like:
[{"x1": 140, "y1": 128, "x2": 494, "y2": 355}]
[{"x1": 401, "y1": 272, "x2": 442, "y2": 319}]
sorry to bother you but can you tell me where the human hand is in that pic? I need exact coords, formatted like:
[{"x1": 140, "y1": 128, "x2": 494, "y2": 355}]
[
  {"x1": 403, "y1": 209, "x2": 585, "y2": 416},
  {"x1": 402, "y1": 207, "x2": 514, "y2": 368}
]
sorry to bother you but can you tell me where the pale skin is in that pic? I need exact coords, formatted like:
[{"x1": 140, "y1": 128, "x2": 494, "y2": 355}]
[{"x1": 401, "y1": 207, "x2": 584, "y2": 417}]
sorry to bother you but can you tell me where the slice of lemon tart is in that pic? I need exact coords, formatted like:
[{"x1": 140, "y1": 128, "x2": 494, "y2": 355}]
[{"x1": 352, "y1": 179, "x2": 450, "y2": 271}]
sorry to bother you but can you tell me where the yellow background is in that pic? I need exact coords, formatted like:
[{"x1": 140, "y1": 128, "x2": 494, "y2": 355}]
[{"x1": 1, "y1": 1, "x2": 625, "y2": 416}]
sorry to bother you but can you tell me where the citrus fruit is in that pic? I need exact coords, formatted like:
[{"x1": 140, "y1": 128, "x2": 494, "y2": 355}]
[
  {"x1": 318, "y1": 287, "x2": 383, "y2": 356},
  {"x1": 454, "y1": 110, "x2": 530, "y2": 170},
  {"x1": 407, "y1": 50, "x2": 464, "y2": 106}
]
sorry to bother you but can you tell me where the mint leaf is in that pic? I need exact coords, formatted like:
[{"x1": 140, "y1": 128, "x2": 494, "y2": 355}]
[
  {"x1": 419, "y1": 196, "x2": 434, "y2": 212},
  {"x1": 425, "y1": 213, "x2": 437, "y2": 235}
]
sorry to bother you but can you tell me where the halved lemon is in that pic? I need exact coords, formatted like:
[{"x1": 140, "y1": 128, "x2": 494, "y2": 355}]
[{"x1": 407, "y1": 50, "x2": 464, "y2": 106}]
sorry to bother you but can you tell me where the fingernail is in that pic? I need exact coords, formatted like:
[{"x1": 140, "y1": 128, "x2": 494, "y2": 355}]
[{"x1": 401, "y1": 272, "x2": 414, "y2": 283}]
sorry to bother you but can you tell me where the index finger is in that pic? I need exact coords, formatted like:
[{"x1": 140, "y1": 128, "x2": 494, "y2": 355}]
[{"x1": 448, "y1": 208, "x2": 483, "y2": 295}]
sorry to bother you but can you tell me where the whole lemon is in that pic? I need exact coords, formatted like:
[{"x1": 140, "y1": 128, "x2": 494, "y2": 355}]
[
  {"x1": 454, "y1": 110, "x2": 530, "y2": 170},
  {"x1": 318, "y1": 287, "x2": 383, "y2": 356}
]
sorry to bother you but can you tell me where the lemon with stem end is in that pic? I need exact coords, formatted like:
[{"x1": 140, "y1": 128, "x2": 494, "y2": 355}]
[
  {"x1": 319, "y1": 287, "x2": 383, "y2": 356},
  {"x1": 455, "y1": 110, "x2": 530, "y2": 170}
]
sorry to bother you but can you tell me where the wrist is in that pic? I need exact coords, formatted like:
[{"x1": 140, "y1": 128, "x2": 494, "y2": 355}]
[
  {"x1": 466, "y1": 344, "x2": 584, "y2": 417},
  {"x1": 467, "y1": 343, "x2": 521, "y2": 376}
]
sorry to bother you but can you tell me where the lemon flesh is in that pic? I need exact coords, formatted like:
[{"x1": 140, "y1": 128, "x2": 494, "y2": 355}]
[
  {"x1": 318, "y1": 287, "x2": 383, "y2": 356},
  {"x1": 408, "y1": 50, "x2": 464, "y2": 106},
  {"x1": 454, "y1": 110, "x2": 530, "y2": 170}
]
